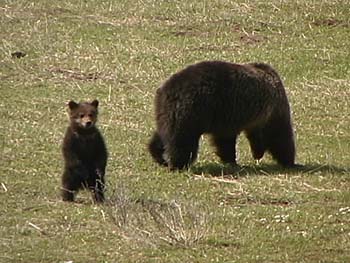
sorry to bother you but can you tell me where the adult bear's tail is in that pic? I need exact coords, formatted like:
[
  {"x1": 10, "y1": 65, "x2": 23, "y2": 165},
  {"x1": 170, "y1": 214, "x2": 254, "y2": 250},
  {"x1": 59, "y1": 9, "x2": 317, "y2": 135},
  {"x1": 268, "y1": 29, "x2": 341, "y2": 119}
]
[{"x1": 148, "y1": 131, "x2": 168, "y2": 166}]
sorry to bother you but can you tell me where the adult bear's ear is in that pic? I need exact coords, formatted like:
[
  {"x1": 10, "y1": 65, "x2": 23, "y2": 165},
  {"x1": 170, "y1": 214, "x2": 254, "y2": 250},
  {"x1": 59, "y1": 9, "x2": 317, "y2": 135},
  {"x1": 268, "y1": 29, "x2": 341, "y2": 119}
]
[
  {"x1": 91, "y1": 99, "x2": 99, "y2": 109},
  {"x1": 68, "y1": 100, "x2": 79, "y2": 110}
]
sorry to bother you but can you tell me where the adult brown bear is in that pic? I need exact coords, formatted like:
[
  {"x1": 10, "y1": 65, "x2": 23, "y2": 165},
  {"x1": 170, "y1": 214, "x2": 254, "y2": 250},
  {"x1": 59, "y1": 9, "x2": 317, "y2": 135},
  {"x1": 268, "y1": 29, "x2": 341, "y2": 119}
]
[{"x1": 148, "y1": 61, "x2": 296, "y2": 170}]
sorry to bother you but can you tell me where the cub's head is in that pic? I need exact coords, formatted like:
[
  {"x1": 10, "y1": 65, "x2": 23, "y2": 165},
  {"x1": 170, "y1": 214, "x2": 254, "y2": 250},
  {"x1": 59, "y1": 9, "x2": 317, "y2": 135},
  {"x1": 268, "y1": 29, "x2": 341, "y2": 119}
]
[{"x1": 68, "y1": 100, "x2": 99, "y2": 130}]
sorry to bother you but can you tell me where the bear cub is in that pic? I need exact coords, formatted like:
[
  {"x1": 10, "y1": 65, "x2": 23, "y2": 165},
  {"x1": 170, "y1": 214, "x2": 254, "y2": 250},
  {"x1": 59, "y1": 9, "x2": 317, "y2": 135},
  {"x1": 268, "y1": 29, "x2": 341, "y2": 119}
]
[
  {"x1": 148, "y1": 61, "x2": 296, "y2": 170},
  {"x1": 61, "y1": 99, "x2": 108, "y2": 203}
]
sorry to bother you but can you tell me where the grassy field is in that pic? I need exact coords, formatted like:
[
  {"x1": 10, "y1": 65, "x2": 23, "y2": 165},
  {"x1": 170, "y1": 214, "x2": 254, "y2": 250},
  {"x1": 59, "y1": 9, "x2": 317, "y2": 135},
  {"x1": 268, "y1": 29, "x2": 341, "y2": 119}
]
[{"x1": 1, "y1": 0, "x2": 349, "y2": 262}]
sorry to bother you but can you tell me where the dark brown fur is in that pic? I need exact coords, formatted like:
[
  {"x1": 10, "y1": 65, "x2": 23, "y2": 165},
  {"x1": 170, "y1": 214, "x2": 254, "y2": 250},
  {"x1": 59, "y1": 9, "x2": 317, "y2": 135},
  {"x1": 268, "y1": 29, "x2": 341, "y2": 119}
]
[
  {"x1": 61, "y1": 100, "x2": 108, "y2": 202},
  {"x1": 148, "y1": 61, "x2": 296, "y2": 170}
]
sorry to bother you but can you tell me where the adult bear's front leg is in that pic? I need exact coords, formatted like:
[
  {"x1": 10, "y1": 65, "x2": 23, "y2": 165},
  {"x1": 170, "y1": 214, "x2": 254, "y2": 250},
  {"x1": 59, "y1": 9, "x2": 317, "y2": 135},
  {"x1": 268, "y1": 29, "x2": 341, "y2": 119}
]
[
  {"x1": 148, "y1": 131, "x2": 168, "y2": 166},
  {"x1": 166, "y1": 134, "x2": 200, "y2": 170},
  {"x1": 211, "y1": 134, "x2": 238, "y2": 165},
  {"x1": 264, "y1": 114, "x2": 296, "y2": 167},
  {"x1": 245, "y1": 128, "x2": 266, "y2": 161}
]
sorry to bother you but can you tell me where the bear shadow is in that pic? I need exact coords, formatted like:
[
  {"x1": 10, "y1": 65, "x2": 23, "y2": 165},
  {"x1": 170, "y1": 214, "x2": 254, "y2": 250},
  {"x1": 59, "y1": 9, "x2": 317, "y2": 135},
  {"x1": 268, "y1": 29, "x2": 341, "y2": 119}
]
[{"x1": 191, "y1": 162, "x2": 348, "y2": 178}]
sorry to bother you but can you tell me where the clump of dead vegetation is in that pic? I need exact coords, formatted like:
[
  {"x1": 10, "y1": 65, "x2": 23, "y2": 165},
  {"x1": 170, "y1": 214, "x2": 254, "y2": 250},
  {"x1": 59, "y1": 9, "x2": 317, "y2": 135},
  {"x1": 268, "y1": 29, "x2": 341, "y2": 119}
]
[{"x1": 104, "y1": 183, "x2": 212, "y2": 247}]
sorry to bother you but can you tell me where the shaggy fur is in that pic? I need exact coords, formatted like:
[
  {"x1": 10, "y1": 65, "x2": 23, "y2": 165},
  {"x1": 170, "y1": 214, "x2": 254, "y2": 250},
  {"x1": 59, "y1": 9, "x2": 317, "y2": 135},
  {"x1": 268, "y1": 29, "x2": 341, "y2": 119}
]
[
  {"x1": 148, "y1": 61, "x2": 296, "y2": 170},
  {"x1": 61, "y1": 100, "x2": 108, "y2": 202}
]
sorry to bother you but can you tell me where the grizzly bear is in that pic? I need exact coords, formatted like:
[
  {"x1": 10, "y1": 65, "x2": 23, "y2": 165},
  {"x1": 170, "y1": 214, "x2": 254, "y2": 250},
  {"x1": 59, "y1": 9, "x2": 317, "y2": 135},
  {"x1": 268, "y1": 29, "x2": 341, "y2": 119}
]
[
  {"x1": 148, "y1": 61, "x2": 296, "y2": 170},
  {"x1": 61, "y1": 100, "x2": 108, "y2": 202}
]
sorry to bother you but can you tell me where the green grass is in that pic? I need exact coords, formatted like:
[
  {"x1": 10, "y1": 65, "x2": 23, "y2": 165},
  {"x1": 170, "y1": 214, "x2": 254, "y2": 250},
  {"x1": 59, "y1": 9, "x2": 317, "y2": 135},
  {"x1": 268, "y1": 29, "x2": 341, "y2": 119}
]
[{"x1": 1, "y1": 0, "x2": 349, "y2": 262}]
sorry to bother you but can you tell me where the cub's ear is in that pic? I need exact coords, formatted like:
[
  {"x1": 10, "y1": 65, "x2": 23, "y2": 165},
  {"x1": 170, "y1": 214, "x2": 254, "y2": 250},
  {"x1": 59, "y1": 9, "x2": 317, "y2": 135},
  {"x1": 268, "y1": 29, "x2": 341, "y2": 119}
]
[
  {"x1": 68, "y1": 100, "x2": 79, "y2": 110},
  {"x1": 91, "y1": 99, "x2": 99, "y2": 108}
]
